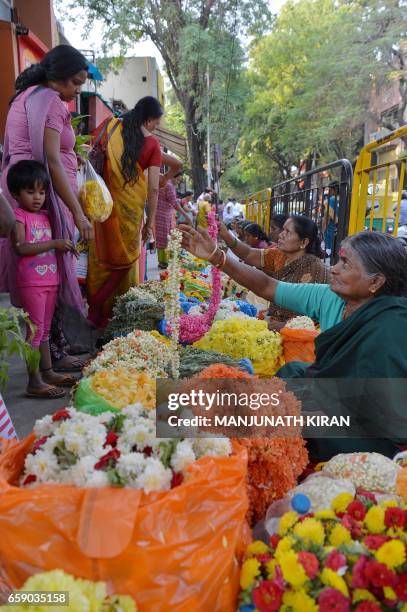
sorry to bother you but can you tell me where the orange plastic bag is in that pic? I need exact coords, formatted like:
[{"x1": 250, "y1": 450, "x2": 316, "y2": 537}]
[
  {"x1": 280, "y1": 327, "x2": 319, "y2": 364},
  {"x1": 0, "y1": 436, "x2": 248, "y2": 611}
]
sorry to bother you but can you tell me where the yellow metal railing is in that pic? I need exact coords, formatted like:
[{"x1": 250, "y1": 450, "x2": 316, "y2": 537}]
[
  {"x1": 245, "y1": 189, "x2": 272, "y2": 231},
  {"x1": 348, "y1": 126, "x2": 407, "y2": 236}
]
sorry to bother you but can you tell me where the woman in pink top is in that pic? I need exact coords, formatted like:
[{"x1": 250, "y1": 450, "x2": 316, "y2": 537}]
[
  {"x1": 8, "y1": 161, "x2": 79, "y2": 398},
  {"x1": 0, "y1": 45, "x2": 93, "y2": 371}
]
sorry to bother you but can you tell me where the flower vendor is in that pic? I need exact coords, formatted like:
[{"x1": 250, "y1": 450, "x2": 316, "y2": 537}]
[{"x1": 180, "y1": 226, "x2": 407, "y2": 459}]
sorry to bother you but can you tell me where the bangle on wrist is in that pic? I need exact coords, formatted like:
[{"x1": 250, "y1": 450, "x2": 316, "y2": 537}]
[
  {"x1": 230, "y1": 236, "x2": 238, "y2": 249},
  {"x1": 214, "y1": 249, "x2": 227, "y2": 269},
  {"x1": 208, "y1": 244, "x2": 218, "y2": 262}
]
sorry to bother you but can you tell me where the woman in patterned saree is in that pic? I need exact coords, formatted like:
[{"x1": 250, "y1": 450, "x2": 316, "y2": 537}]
[
  {"x1": 219, "y1": 215, "x2": 329, "y2": 329},
  {"x1": 87, "y1": 96, "x2": 181, "y2": 328}
]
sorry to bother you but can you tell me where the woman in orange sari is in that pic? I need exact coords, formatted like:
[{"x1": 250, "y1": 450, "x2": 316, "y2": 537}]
[
  {"x1": 87, "y1": 96, "x2": 181, "y2": 328},
  {"x1": 219, "y1": 215, "x2": 329, "y2": 329}
]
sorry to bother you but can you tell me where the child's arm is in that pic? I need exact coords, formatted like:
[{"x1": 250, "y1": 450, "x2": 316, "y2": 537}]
[{"x1": 13, "y1": 222, "x2": 74, "y2": 256}]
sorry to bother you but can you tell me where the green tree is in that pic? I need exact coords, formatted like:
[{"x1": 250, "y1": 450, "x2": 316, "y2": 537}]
[
  {"x1": 240, "y1": 0, "x2": 406, "y2": 183},
  {"x1": 60, "y1": 0, "x2": 270, "y2": 195}
]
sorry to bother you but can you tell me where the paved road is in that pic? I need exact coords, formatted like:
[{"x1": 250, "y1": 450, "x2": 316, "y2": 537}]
[{"x1": 2, "y1": 251, "x2": 160, "y2": 439}]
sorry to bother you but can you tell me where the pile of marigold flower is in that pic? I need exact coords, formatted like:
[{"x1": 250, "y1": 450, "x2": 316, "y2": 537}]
[{"x1": 238, "y1": 491, "x2": 407, "y2": 611}]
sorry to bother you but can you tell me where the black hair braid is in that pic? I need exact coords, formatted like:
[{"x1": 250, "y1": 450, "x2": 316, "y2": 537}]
[{"x1": 120, "y1": 96, "x2": 163, "y2": 187}]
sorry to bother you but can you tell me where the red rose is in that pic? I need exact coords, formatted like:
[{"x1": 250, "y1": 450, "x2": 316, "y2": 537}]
[
  {"x1": 325, "y1": 550, "x2": 347, "y2": 572},
  {"x1": 363, "y1": 535, "x2": 390, "y2": 551},
  {"x1": 170, "y1": 472, "x2": 184, "y2": 488},
  {"x1": 384, "y1": 507, "x2": 406, "y2": 530},
  {"x1": 94, "y1": 448, "x2": 121, "y2": 471},
  {"x1": 143, "y1": 446, "x2": 153, "y2": 457},
  {"x1": 395, "y1": 574, "x2": 407, "y2": 602},
  {"x1": 364, "y1": 560, "x2": 397, "y2": 588},
  {"x1": 351, "y1": 556, "x2": 370, "y2": 589},
  {"x1": 355, "y1": 603, "x2": 381, "y2": 612},
  {"x1": 104, "y1": 431, "x2": 119, "y2": 448},
  {"x1": 252, "y1": 580, "x2": 283, "y2": 612},
  {"x1": 318, "y1": 588, "x2": 350, "y2": 612},
  {"x1": 347, "y1": 500, "x2": 367, "y2": 521},
  {"x1": 32, "y1": 436, "x2": 48, "y2": 454},
  {"x1": 298, "y1": 551, "x2": 319, "y2": 579},
  {"x1": 23, "y1": 474, "x2": 37, "y2": 486},
  {"x1": 52, "y1": 408, "x2": 71, "y2": 422},
  {"x1": 269, "y1": 534, "x2": 281, "y2": 550}
]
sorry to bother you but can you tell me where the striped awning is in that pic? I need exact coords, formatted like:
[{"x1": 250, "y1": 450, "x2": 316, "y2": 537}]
[{"x1": 155, "y1": 126, "x2": 187, "y2": 159}]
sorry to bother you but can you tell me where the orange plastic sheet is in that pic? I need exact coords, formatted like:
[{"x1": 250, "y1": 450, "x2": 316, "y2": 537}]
[
  {"x1": 0, "y1": 436, "x2": 249, "y2": 611},
  {"x1": 280, "y1": 327, "x2": 319, "y2": 364}
]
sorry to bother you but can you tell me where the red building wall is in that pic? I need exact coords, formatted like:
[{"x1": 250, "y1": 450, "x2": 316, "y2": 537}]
[{"x1": 88, "y1": 95, "x2": 113, "y2": 132}]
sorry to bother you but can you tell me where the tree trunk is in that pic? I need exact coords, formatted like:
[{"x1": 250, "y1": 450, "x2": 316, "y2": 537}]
[{"x1": 184, "y1": 100, "x2": 207, "y2": 198}]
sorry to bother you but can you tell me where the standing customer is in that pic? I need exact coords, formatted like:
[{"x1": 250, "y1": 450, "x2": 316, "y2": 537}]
[
  {"x1": 87, "y1": 97, "x2": 180, "y2": 328},
  {"x1": 155, "y1": 170, "x2": 183, "y2": 269},
  {"x1": 8, "y1": 161, "x2": 76, "y2": 397},
  {"x1": 0, "y1": 44, "x2": 92, "y2": 371}
]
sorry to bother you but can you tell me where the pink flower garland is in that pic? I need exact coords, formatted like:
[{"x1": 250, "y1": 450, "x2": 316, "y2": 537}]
[{"x1": 179, "y1": 210, "x2": 222, "y2": 344}]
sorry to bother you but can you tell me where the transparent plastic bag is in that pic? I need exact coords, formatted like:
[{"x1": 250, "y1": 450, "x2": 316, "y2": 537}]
[
  {"x1": 78, "y1": 161, "x2": 113, "y2": 222},
  {"x1": 261, "y1": 473, "x2": 355, "y2": 538}
]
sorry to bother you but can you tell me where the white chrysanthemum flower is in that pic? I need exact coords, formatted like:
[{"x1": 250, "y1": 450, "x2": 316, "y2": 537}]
[
  {"x1": 24, "y1": 449, "x2": 60, "y2": 483},
  {"x1": 86, "y1": 470, "x2": 110, "y2": 488},
  {"x1": 170, "y1": 440, "x2": 196, "y2": 473},
  {"x1": 136, "y1": 457, "x2": 172, "y2": 493},
  {"x1": 121, "y1": 403, "x2": 145, "y2": 419},
  {"x1": 33, "y1": 414, "x2": 55, "y2": 438},
  {"x1": 117, "y1": 453, "x2": 146, "y2": 485},
  {"x1": 193, "y1": 437, "x2": 232, "y2": 458},
  {"x1": 68, "y1": 455, "x2": 98, "y2": 487}
]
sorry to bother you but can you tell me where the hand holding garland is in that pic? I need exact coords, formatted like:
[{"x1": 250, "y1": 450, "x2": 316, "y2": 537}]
[{"x1": 179, "y1": 224, "x2": 278, "y2": 303}]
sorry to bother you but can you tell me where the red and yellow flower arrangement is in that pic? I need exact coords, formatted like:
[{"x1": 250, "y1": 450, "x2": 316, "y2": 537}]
[{"x1": 238, "y1": 491, "x2": 407, "y2": 611}]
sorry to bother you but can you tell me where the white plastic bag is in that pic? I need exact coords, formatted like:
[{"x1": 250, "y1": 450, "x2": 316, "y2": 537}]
[{"x1": 78, "y1": 161, "x2": 113, "y2": 222}]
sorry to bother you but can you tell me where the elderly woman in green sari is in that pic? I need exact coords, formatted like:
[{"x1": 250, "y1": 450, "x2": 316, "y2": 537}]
[{"x1": 180, "y1": 227, "x2": 407, "y2": 458}]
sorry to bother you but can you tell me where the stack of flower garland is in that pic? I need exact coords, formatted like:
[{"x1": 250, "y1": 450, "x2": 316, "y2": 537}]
[
  {"x1": 285, "y1": 316, "x2": 316, "y2": 330},
  {"x1": 238, "y1": 492, "x2": 407, "y2": 612},
  {"x1": 104, "y1": 282, "x2": 169, "y2": 339},
  {"x1": 21, "y1": 406, "x2": 232, "y2": 492},
  {"x1": 178, "y1": 346, "x2": 245, "y2": 379},
  {"x1": 84, "y1": 330, "x2": 173, "y2": 379},
  {"x1": 194, "y1": 319, "x2": 283, "y2": 376},
  {"x1": 8, "y1": 570, "x2": 135, "y2": 611}
]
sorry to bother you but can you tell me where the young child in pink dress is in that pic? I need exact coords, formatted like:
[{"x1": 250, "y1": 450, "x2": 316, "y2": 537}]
[{"x1": 8, "y1": 160, "x2": 77, "y2": 398}]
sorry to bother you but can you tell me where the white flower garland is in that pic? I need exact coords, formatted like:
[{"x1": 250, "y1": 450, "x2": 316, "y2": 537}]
[{"x1": 165, "y1": 228, "x2": 183, "y2": 378}]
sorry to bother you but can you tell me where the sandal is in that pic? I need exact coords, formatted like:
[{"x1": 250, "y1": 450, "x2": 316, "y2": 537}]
[
  {"x1": 52, "y1": 355, "x2": 87, "y2": 372},
  {"x1": 41, "y1": 370, "x2": 77, "y2": 387},
  {"x1": 26, "y1": 385, "x2": 66, "y2": 399}
]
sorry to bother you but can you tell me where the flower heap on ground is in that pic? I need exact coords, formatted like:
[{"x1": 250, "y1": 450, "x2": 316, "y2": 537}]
[
  {"x1": 5, "y1": 570, "x2": 135, "y2": 612},
  {"x1": 194, "y1": 319, "x2": 283, "y2": 376},
  {"x1": 183, "y1": 365, "x2": 308, "y2": 525},
  {"x1": 21, "y1": 407, "x2": 232, "y2": 492},
  {"x1": 84, "y1": 330, "x2": 173, "y2": 378},
  {"x1": 165, "y1": 209, "x2": 223, "y2": 347},
  {"x1": 239, "y1": 491, "x2": 407, "y2": 612}
]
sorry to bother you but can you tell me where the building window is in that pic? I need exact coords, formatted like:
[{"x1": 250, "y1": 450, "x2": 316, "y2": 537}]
[{"x1": 142, "y1": 76, "x2": 147, "y2": 82}]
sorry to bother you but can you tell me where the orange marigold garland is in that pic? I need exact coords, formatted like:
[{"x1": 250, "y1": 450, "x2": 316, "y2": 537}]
[{"x1": 185, "y1": 365, "x2": 308, "y2": 526}]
